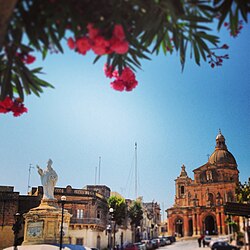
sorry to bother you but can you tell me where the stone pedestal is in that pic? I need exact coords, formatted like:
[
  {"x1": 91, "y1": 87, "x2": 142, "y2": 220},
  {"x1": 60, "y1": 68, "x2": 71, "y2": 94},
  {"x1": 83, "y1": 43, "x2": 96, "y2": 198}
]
[{"x1": 22, "y1": 199, "x2": 71, "y2": 245}]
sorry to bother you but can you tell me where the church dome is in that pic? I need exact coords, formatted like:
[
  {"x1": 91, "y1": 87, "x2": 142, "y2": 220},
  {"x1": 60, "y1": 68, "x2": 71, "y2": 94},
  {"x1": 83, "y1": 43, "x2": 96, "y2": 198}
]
[
  {"x1": 209, "y1": 149, "x2": 236, "y2": 165},
  {"x1": 208, "y1": 130, "x2": 237, "y2": 166}
]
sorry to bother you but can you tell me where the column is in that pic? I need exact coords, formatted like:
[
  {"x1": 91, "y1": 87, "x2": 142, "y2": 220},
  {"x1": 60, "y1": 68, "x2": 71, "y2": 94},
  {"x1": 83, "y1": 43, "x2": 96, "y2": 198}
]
[
  {"x1": 197, "y1": 213, "x2": 201, "y2": 235},
  {"x1": 192, "y1": 213, "x2": 197, "y2": 236},
  {"x1": 183, "y1": 214, "x2": 189, "y2": 237}
]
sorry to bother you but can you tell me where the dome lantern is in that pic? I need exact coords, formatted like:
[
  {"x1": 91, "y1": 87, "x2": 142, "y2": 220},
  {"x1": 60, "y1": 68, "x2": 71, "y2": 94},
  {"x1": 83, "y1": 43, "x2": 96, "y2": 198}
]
[{"x1": 215, "y1": 129, "x2": 227, "y2": 150}]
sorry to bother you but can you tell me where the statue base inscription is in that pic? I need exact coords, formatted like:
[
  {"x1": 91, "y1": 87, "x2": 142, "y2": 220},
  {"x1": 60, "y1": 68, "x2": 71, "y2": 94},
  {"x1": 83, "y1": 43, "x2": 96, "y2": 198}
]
[{"x1": 22, "y1": 200, "x2": 71, "y2": 245}]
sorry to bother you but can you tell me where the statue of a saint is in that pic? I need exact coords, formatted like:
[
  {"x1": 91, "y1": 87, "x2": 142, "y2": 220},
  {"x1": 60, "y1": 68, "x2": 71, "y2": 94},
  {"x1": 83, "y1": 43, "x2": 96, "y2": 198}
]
[{"x1": 37, "y1": 159, "x2": 58, "y2": 200}]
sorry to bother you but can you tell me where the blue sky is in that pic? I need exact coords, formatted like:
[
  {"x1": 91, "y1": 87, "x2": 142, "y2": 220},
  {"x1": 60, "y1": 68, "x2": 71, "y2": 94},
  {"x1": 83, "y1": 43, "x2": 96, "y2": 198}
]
[{"x1": 1, "y1": 22, "x2": 249, "y2": 220}]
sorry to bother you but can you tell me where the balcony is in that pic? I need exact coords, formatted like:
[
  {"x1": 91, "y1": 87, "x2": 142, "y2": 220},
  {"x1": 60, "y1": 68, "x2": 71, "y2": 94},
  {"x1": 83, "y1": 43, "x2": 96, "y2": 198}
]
[{"x1": 70, "y1": 217, "x2": 107, "y2": 227}]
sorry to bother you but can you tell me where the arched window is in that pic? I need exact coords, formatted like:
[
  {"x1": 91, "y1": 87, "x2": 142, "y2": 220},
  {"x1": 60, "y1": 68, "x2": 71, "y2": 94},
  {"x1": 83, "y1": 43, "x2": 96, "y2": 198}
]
[
  {"x1": 97, "y1": 209, "x2": 101, "y2": 219},
  {"x1": 180, "y1": 185, "x2": 185, "y2": 195}
]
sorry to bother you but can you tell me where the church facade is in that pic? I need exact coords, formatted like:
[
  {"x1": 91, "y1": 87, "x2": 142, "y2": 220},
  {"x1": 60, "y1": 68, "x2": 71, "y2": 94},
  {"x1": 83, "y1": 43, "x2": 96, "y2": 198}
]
[{"x1": 167, "y1": 131, "x2": 239, "y2": 237}]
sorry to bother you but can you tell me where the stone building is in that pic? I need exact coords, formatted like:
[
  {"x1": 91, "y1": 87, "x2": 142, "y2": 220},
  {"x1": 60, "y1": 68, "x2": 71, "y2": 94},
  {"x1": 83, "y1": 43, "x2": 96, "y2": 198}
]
[
  {"x1": 0, "y1": 184, "x2": 135, "y2": 249},
  {"x1": 0, "y1": 186, "x2": 41, "y2": 249},
  {"x1": 167, "y1": 131, "x2": 239, "y2": 237},
  {"x1": 142, "y1": 201, "x2": 161, "y2": 239},
  {"x1": 29, "y1": 184, "x2": 133, "y2": 248}
]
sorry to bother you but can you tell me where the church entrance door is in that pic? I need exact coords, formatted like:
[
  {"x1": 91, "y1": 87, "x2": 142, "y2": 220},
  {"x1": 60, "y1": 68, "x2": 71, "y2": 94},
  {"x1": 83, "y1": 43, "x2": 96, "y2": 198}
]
[
  {"x1": 188, "y1": 219, "x2": 193, "y2": 236},
  {"x1": 175, "y1": 218, "x2": 183, "y2": 237},
  {"x1": 204, "y1": 215, "x2": 216, "y2": 235}
]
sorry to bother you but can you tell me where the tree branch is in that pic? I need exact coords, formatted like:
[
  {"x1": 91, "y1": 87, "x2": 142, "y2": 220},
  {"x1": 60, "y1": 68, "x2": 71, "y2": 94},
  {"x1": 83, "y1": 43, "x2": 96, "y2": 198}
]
[{"x1": 0, "y1": 0, "x2": 18, "y2": 50}]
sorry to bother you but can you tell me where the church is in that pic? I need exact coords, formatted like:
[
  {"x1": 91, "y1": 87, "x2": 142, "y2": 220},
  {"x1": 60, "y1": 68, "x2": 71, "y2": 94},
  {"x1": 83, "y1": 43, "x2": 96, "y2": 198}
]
[{"x1": 167, "y1": 130, "x2": 239, "y2": 237}]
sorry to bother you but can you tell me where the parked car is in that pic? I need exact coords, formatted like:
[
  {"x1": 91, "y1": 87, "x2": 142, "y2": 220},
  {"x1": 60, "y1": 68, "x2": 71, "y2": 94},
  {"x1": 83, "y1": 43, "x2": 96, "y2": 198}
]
[
  {"x1": 150, "y1": 239, "x2": 159, "y2": 249},
  {"x1": 134, "y1": 242, "x2": 146, "y2": 250},
  {"x1": 163, "y1": 236, "x2": 172, "y2": 245},
  {"x1": 124, "y1": 243, "x2": 139, "y2": 250},
  {"x1": 211, "y1": 241, "x2": 240, "y2": 250},
  {"x1": 159, "y1": 238, "x2": 166, "y2": 246},
  {"x1": 141, "y1": 240, "x2": 153, "y2": 250},
  {"x1": 165, "y1": 235, "x2": 176, "y2": 243},
  {"x1": 203, "y1": 236, "x2": 212, "y2": 246}
]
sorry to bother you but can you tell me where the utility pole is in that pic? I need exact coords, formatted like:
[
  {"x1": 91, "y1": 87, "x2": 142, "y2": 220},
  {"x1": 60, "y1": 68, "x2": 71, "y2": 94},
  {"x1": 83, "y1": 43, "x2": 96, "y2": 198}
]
[
  {"x1": 135, "y1": 142, "x2": 137, "y2": 200},
  {"x1": 27, "y1": 164, "x2": 34, "y2": 194},
  {"x1": 98, "y1": 156, "x2": 101, "y2": 184}
]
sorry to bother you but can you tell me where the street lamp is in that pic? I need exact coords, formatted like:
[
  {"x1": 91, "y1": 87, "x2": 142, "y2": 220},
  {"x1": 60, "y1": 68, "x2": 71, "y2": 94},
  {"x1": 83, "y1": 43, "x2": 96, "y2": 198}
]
[
  {"x1": 107, "y1": 207, "x2": 114, "y2": 250},
  {"x1": 60, "y1": 195, "x2": 66, "y2": 250},
  {"x1": 12, "y1": 212, "x2": 22, "y2": 250}
]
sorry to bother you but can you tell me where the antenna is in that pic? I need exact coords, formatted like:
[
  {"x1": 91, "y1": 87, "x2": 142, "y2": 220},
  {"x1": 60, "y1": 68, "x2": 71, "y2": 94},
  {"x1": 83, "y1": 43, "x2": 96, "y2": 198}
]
[
  {"x1": 98, "y1": 156, "x2": 101, "y2": 184},
  {"x1": 95, "y1": 166, "x2": 97, "y2": 184},
  {"x1": 162, "y1": 202, "x2": 165, "y2": 222},
  {"x1": 135, "y1": 142, "x2": 137, "y2": 199},
  {"x1": 27, "y1": 164, "x2": 34, "y2": 194}
]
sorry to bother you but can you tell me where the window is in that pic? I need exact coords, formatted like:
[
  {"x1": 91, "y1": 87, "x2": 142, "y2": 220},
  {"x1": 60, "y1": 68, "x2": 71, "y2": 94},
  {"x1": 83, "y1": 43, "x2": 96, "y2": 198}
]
[
  {"x1": 77, "y1": 209, "x2": 84, "y2": 219},
  {"x1": 97, "y1": 209, "x2": 101, "y2": 219},
  {"x1": 180, "y1": 185, "x2": 185, "y2": 195},
  {"x1": 76, "y1": 238, "x2": 83, "y2": 245}
]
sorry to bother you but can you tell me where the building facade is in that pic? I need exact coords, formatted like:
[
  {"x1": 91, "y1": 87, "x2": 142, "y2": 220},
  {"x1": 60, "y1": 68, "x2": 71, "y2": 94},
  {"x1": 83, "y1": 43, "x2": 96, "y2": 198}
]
[
  {"x1": 1, "y1": 184, "x2": 140, "y2": 249},
  {"x1": 167, "y1": 131, "x2": 239, "y2": 237}
]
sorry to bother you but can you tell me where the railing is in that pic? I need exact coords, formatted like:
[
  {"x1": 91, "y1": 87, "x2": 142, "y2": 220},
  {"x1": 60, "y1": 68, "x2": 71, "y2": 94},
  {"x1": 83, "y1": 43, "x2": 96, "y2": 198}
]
[{"x1": 70, "y1": 217, "x2": 106, "y2": 226}]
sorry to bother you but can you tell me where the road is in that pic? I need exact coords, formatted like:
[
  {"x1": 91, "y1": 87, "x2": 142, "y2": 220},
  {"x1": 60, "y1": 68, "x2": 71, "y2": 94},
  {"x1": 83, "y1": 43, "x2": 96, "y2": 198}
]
[{"x1": 162, "y1": 239, "x2": 209, "y2": 250}]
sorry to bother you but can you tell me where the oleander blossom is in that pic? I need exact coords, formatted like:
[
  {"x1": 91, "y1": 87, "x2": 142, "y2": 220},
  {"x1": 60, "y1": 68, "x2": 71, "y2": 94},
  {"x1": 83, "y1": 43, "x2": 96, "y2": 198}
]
[
  {"x1": 110, "y1": 24, "x2": 129, "y2": 54},
  {"x1": 76, "y1": 36, "x2": 91, "y2": 55},
  {"x1": 16, "y1": 53, "x2": 36, "y2": 64},
  {"x1": 67, "y1": 23, "x2": 129, "y2": 56},
  {"x1": 0, "y1": 96, "x2": 28, "y2": 116},
  {"x1": 104, "y1": 63, "x2": 118, "y2": 78},
  {"x1": 105, "y1": 65, "x2": 138, "y2": 92},
  {"x1": 67, "y1": 37, "x2": 76, "y2": 49}
]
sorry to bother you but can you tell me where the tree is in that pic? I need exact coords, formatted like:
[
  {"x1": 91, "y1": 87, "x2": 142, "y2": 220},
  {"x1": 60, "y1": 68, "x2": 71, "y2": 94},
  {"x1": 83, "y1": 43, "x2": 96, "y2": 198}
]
[
  {"x1": 128, "y1": 200, "x2": 143, "y2": 242},
  {"x1": 0, "y1": 0, "x2": 249, "y2": 116},
  {"x1": 107, "y1": 195, "x2": 126, "y2": 248},
  {"x1": 236, "y1": 179, "x2": 250, "y2": 203}
]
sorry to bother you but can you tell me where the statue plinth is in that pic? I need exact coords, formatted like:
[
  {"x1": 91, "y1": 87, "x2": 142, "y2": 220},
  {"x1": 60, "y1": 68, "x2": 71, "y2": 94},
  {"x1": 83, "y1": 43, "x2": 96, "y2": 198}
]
[{"x1": 22, "y1": 199, "x2": 71, "y2": 245}]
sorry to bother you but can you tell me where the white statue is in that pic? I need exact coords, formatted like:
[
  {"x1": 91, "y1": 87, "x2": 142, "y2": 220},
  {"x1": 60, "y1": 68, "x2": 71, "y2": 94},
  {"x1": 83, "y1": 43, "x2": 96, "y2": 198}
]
[{"x1": 37, "y1": 159, "x2": 58, "y2": 200}]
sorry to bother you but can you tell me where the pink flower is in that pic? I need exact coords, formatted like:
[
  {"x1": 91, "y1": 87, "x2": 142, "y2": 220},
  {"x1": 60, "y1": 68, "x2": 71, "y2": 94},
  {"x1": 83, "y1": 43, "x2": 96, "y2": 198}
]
[
  {"x1": 104, "y1": 64, "x2": 118, "y2": 78},
  {"x1": 67, "y1": 37, "x2": 76, "y2": 49},
  {"x1": 87, "y1": 23, "x2": 100, "y2": 40},
  {"x1": 0, "y1": 96, "x2": 13, "y2": 111},
  {"x1": 119, "y1": 67, "x2": 138, "y2": 91},
  {"x1": 76, "y1": 37, "x2": 91, "y2": 55},
  {"x1": 91, "y1": 36, "x2": 111, "y2": 55},
  {"x1": 108, "y1": 67, "x2": 138, "y2": 92},
  {"x1": 0, "y1": 96, "x2": 28, "y2": 116},
  {"x1": 113, "y1": 24, "x2": 126, "y2": 40},
  {"x1": 110, "y1": 38, "x2": 129, "y2": 54},
  {"x1": 110, "y1": 79, "x2": 125, "y2": 91},
  {"x1": 12, "y1": 101, "x2": 28, "y2": 117},
  {"x1": 25, "y1": 54, "x2": 36, "y2": 64},
  {"x1": 17, "y1": 53, "x2": 36, "y2": 64}
]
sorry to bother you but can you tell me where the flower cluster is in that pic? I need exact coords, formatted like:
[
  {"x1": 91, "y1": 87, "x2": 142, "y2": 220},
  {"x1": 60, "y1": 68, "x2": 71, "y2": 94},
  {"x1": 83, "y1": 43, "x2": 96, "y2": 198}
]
[
  {"x1": 67, "y1": 24, "x2": 129, "y2": 56},
  {"x1": 224, "y1": 21, "x2": 243, "y2": 37},
  {"x1": 0, "y1": 96, "x2": 28, "y2": 116},
  {"x1": 207, "y1": 44, "x2": 229, "y2": 68},
  {"x1": 16, "y1": 52, "x2": 36, "y2": 64},
  {"x1": 104, "y1": 64, "x2": 138, "y2": 91}
]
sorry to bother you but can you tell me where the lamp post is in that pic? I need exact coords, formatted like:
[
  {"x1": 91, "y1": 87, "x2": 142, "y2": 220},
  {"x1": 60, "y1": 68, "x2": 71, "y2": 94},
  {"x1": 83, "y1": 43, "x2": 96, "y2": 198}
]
[
  {"x1": 107, "y1": 207, "x2": 114, "y2": 250},
  {"x1": 60, "y1": 195, "x2": 66, "y2": 250},
  {"x1": 12, "y1": 212, "x2": 22, "y2": 250}
]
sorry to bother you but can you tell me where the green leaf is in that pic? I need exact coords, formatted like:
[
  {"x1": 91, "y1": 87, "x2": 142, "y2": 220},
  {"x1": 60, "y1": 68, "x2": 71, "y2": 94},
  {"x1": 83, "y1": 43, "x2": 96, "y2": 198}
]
[
  {"x1": 12, "y1": 75, "x2": 24, "y2": 100},
  {"x1": 193, "y1": 42, "x2": 200, "y2": 66}
]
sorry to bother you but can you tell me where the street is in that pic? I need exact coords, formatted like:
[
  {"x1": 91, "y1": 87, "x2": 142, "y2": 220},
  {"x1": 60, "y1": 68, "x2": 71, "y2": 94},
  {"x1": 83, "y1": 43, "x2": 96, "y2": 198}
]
[{"x1": 161, "y1": 239, "x2": 209, "y2": 250}]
